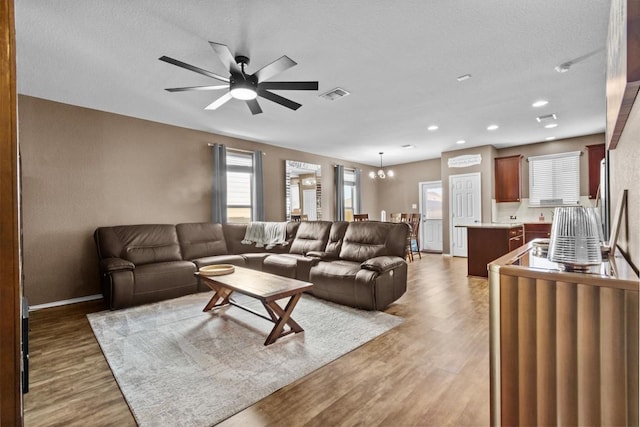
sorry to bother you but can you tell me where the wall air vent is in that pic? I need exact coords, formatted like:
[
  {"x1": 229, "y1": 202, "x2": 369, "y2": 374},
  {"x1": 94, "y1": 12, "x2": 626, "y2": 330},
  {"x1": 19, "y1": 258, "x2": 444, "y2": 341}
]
[
  {"x1": 319, "y1": 87, "x2": 350, "y2": 101},
  {"x1": 536, "y1": 113, "x2": 557, "y2": 123}
]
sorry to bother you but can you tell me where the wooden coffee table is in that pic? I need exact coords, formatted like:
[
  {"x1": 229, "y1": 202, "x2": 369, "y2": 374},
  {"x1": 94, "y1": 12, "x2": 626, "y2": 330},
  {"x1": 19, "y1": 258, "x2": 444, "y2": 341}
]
[{"x1": 197, "y1": 266, "x2": 314, "y2": 345}]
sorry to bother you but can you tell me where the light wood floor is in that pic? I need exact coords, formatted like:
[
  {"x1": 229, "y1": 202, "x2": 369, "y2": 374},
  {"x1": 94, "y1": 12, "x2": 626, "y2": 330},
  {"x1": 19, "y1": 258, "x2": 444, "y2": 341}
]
[{"x1": 23, "y1": 254, "x2": 490, "y2": 426}]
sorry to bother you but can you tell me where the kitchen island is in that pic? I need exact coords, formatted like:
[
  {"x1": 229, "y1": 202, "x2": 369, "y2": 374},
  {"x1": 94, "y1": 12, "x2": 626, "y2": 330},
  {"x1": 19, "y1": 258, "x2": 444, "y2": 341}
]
[{"x1": 465, "y1": 223, "x2": 523, "y2": 277}]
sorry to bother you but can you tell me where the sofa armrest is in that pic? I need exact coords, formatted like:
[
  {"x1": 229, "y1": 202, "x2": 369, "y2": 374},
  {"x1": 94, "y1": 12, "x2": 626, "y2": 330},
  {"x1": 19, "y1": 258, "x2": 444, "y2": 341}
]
[
  {"x1": 360, "y1": 256, "x2": 406, "y2": 273},
  {"x1": 100, "y1": 257, "x2": 135, "y2": 273},
  {"x1": 306, "y1": 251, "x2": 338, "y2": 260}
]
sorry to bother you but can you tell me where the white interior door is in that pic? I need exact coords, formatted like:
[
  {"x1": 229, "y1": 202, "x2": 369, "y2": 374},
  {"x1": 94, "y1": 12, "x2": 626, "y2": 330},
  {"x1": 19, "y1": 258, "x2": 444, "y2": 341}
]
[
  {"x1": 449, "y1": 173, "x2": 481, "y2": 257},
  {"x1": 419, "y1": 181, "x2": 443, "y2": 252}
]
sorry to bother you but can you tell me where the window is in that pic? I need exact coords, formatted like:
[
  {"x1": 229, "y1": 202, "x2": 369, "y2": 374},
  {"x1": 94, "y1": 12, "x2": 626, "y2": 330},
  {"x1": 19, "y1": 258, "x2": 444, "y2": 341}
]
[
  {"x1": 528, "y1": 151, "x2": 580, "y2": 207},
  {"x1": 343, "y1": 168, "x2": 360, "y2": 221},
  {"x1": 226, "y1": 150, "x2": 253, "y2": 223}
]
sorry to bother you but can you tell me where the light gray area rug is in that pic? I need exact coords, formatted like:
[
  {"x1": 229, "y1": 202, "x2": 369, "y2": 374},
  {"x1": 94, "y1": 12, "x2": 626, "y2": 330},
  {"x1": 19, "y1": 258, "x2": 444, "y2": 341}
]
[{"x1": 88, "y1": 292, "x2": 403, "y2": 426}]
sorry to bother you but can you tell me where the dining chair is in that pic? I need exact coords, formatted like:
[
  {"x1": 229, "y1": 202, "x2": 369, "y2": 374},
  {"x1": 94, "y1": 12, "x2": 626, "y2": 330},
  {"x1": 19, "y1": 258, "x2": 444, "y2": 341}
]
[
  {"x1": 353, "y1": 213, "x2": 369, "y2": 221},
  {"x1": 390, "y1": 213, "x2": 401, "y2": 223},
  {"x1": 409, "y1": 213, "x2": 422, "y2": 259}
]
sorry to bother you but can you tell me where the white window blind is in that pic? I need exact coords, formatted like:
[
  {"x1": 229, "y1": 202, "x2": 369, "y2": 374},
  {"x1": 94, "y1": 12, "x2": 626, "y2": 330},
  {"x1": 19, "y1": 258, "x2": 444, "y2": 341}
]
[
  {"x1": 226, "y1": 171, "x2": 251, "y2": 205},
  {"x1": 528, "y1": 151, "x2": 580, "y2": 206}
]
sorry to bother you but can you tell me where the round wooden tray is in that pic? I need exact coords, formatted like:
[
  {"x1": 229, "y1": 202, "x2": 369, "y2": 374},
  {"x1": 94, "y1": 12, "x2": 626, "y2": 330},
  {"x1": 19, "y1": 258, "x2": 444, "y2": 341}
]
[{"x1": 199, "y1": 264, "x2": 235, "y2": 276}]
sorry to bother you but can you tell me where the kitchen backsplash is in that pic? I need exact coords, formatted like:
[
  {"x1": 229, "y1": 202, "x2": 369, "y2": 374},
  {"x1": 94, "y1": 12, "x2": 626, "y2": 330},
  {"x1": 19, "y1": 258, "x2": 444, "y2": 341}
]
[{"x1": 492, "y1": 197, "x2": 596, "y2": 224}]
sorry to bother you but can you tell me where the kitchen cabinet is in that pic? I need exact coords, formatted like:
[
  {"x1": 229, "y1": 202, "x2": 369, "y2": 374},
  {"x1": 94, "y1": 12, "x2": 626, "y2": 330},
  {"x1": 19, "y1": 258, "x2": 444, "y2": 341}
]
[
  {"x1": 524, "y1": 222, "x2": 552, "y2": 243},
  {"x1": 466, "y1": 224, "x2": 523, "y2": 277},
  {"x1": 494, "y1": 155, "x2": 522, "y2": 202},
  {"x1": 586, "y1": 143, "x2": 605, "y2": 199}
]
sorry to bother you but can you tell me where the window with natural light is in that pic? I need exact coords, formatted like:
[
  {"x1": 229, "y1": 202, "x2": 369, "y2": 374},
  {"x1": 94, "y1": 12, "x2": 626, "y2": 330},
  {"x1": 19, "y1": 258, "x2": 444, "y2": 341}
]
[
  {"x1": 226, "y1": 150, "x2": 253, "y2": 223},
  {"x1": 528, "y1": 151, "x2": 580, "y2": 207},
  {"x1": 344, "y1": 168, "x2": 359, "y2": 221}
]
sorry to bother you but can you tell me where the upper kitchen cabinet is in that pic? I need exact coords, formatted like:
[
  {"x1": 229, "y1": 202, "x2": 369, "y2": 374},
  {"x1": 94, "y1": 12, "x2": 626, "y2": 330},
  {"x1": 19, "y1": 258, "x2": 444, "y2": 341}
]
[
  {"x1": 586, "y1": 143, "x2": 605, "y2": 199},
  {"x1": 494, "y1": 155, "x2": 523, "y2": 202}
]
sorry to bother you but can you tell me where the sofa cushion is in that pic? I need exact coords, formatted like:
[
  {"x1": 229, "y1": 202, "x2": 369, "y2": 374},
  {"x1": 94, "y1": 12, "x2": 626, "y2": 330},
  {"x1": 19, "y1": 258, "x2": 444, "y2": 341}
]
[
  {"x1": 263, "y1": 254, "x2": 319, "y2": 281},
  {"x1": 339, "y1": 221, "x2": 409, "y2": 262},
  {"x1": 241, "y1": 253, "x2": 272, "y2": 270},
  {"x1": 325, "y1": 221, "x2": 349, "y2": 257},
  {"x1": 96, "y1": 224, "x2": 182, "y2": 265},
  {"x1": 310, "y1": 259, "x2": 361, "y2": 279},
  {"x1": 176, "y1": 222, "x2": 228, "y2": 260},
  {"x1": 133, "y1": 260, "x2": 197, "y2": 294},
  {"x1": 289, "y1": 221, "x2": 332, "y2": 255},
  {"x1": 361, "y1": 256, "x2": 406, "y2": 273},
  {"x1": 339, "y1": 222, "x2": 389, "y2": 262}
]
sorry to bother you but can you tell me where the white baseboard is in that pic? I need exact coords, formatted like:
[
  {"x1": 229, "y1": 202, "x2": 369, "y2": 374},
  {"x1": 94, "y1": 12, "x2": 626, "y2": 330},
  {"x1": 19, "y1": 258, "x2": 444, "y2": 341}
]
[{"x1": 29, "y1": 294, "x2": 103, "y2": 312}]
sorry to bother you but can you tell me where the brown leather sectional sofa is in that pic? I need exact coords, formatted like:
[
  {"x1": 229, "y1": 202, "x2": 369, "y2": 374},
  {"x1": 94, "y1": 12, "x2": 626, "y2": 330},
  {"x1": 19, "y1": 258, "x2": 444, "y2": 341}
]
[{"x1": 94, "y1": 220, "x2": 408, "y2": 311}]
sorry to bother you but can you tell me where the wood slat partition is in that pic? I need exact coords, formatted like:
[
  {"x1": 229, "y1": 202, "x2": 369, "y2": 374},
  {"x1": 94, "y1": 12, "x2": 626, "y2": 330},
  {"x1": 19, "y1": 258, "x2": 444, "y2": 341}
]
[{"x1": 490, "y1": 245, "x2": 639, "y2": 426}]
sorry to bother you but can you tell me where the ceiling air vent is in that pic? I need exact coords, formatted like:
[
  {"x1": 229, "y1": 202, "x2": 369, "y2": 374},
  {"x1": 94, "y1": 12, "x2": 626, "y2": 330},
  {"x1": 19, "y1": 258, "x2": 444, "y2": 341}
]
[
  {"x1": 319, "y1": 87, "x2": 350, "y2": 101},
  {"x1": 536, "y1": 113, "x2": 557, "y2": 123}
]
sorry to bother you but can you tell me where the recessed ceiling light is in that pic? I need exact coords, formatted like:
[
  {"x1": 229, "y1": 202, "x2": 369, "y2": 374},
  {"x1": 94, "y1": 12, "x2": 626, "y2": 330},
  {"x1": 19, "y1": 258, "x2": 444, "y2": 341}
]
[
  {"x1": 401, "y1": 144, "x2": 415, "y2": 149},
  {"x1": 487, "y1": 124, "x2": 499, "y2": 131},
  {"x1": 456, "y1": 140, "x2": 466, "y2": 144},
  {"x1": 544, "y1": 123, "x2": 558, "y2": 129},
  {"x1": 532, "y1": 100, "x2": 549, "y2": 108},
  {"x1": 427, "y1": 125, "x2": 439, "y2": 131},
  {"x1": 545, "y1": 136, "x2": 556, "y2": 141},
  {"x1": 456, "y1": 74, "x2": 472, "y2": 82}
]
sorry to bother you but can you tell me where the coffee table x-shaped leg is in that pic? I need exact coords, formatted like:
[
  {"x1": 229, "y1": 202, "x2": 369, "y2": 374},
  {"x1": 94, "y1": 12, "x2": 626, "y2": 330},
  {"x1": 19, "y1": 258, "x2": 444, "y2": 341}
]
[{"x1": 202, "y1": 280, "x2": 306, "y2": 346}]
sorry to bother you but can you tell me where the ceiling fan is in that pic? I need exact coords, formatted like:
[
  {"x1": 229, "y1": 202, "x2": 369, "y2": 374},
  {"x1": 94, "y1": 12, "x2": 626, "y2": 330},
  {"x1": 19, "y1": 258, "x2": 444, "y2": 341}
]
[{"x1": 159, "y1": 42, "x2": 319, "y2": 115}]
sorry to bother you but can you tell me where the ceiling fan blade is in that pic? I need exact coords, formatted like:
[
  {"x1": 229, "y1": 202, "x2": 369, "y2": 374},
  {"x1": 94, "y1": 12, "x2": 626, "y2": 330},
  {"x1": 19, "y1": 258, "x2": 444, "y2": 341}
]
[
  {"x1": 259, "y1": 81, "x2": 319, "y2": 91},
  {"x1": 204, "y1": 92, "x2": 233, "y2": 110},
  {"x1": 159, "y1": 56, "x2": 230, "y2": 83},
  {"x1": 208, "y1": 42, "x2": 240, "y2": 74},
  {"x1": 258, "y1": 89, "x2": 302, "y2": 110},
  {"x1": 246, "y1": 99, "x2": 263, "y2": 115},
  {"x1": 165, "y1": 84, "x2": 229, "y2": 92},
  {"x1": 254, "y1": 56, "x2": 297, "y2": 83}
]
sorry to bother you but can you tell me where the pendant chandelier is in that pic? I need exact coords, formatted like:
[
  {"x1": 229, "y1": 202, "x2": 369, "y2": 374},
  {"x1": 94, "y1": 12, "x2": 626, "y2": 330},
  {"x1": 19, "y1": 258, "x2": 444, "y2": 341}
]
[{"x1": 369, "y1": 152, "x2": 394, "y2": 179}]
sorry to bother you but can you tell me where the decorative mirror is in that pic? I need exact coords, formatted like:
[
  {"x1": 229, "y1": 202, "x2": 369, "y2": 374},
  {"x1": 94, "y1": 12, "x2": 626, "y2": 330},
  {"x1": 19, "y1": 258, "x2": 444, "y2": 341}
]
[{"x1": 285, "y1": 160, "x2": 322, "y2": 221}]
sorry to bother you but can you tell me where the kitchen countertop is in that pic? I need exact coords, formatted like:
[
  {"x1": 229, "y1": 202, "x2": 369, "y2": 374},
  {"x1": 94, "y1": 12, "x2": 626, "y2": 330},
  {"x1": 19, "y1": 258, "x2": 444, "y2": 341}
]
[{"x1": 456, "y1": 223, "x2": 523, "y2": 229}]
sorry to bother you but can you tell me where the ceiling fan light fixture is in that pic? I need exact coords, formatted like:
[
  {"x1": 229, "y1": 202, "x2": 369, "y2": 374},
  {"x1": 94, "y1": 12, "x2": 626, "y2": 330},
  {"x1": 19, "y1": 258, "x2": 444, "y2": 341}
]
[
  {"x1": 229, "y1": 78, "x2": 257, "y2": 100},
  {"x1": 229, "y1": 87, "x2": 257, "y2": 100},
  {"x1": 161, "y1": 42, "x2": 318, "y2": 114}
]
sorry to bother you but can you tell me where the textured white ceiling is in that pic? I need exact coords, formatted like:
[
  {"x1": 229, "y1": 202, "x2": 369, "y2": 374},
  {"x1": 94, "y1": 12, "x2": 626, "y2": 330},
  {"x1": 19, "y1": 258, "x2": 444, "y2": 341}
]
[{"x1": 15, "y1": 0, "x2": 610, "y2": 166}]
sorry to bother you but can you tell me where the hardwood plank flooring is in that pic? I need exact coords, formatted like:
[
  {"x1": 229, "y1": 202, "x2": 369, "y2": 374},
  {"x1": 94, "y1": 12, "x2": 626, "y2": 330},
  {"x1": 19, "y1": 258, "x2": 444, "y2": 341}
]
[{"x1": 23, "y1": 254, "x2": 489, "y2": 426}]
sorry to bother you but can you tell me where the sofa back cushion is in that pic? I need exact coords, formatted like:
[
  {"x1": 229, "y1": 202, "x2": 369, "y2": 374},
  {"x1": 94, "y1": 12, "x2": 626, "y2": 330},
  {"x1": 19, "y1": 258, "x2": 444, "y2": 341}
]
[
  {"x1": 289, "y1": 221, "x2": 332, "y2": 255},
  {"x1": 223, "y1": 222, "x2": 300, "y2": 254},
  {"x1": 325, "y1": 221, "x2": 349, "y2": 257},
  {"x1": 95, "y1": 224, "x2": 182, "y2": 265},
  {"x1": 176, "y1": 223, "x2": 228, "y2": 260},
  {"x1": 339, "y1": 221, "x2": 408, "y2": 262}
]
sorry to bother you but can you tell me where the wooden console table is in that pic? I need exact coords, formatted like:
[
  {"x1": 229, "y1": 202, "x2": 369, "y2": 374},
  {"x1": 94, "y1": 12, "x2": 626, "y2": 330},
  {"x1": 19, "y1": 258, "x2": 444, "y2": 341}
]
[{"x1": 489, "y1": 242, "x2": 639, "y2": 426}]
